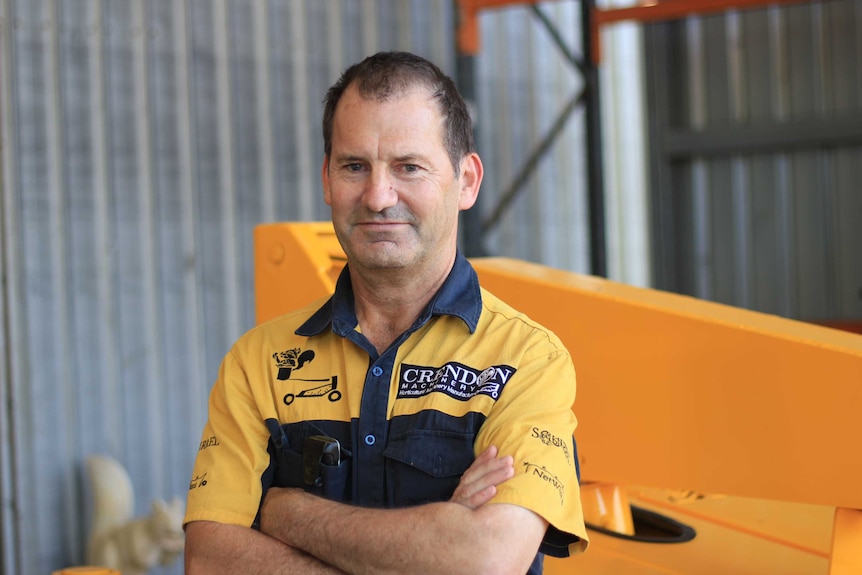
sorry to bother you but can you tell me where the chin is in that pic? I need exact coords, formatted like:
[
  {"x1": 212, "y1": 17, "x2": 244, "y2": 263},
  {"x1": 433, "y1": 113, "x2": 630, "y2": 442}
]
[
  {"x1": 356, "y1": 254, "x2": 413, "y2": 270},
  {"x1": 365, "y1": 247, "x2": 425, "y2": 269},
  {"x1": 349, "y1": 242, "x2": 419, "y2": 270}
]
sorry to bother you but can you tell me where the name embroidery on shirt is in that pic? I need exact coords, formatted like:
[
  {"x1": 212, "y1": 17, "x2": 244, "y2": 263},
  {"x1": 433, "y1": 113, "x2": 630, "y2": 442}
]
[
  {"x1": 397, "y1": 362, "x2": 516, "y2": 401},
  {"x1": 531, "y1": 427, "x2": 572, "y2": 465},
  {"x1": 524, "y1": 462, "x2": 565, "y2": 505}
]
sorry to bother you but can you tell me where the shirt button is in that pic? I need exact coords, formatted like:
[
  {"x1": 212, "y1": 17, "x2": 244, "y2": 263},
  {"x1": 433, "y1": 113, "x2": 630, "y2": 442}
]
[
  {"x1": 371, "y1": 366, "x2": 383, "y2": 377},
  {"x1": 364, "y1": 434, "x2": 376, "y2": 446}
]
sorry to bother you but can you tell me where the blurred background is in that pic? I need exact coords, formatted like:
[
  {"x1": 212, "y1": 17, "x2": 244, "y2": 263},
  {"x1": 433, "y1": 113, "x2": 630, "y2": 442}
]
[{"x1": 1, "y1": 1, "x2": 860, "y2": 573}]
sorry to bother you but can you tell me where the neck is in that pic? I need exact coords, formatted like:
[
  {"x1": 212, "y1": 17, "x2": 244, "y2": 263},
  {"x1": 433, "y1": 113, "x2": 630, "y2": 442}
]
[{"x1": 350, "y1": 256, "x2": 454, "y2": 353}]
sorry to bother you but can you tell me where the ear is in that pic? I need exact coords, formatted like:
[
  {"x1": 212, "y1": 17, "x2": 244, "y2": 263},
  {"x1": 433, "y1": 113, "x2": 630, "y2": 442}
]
[
  {"x1": 322, "y1": 156, "x2": 333, "y2": 206},
  {"x1": 457, "y1": 152, "x2": 483, "y2": 211}
]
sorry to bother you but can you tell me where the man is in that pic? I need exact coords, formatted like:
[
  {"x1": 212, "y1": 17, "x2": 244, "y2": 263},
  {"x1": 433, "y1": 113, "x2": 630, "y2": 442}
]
[{"x1": 184, "y1": 51, "x2": 588, "y2": 574}]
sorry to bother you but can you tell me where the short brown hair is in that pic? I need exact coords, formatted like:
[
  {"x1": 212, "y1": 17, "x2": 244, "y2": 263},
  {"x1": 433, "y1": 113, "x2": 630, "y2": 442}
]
[{"x1": 322, "y1": 51, "x2": 475, "y2": 174}]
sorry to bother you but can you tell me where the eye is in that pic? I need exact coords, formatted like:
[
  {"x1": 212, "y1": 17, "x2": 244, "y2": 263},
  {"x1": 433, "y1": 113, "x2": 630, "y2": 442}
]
[
  {"x1": 402, "y1": 164, "x2": 420, "y2": 174},
  {"x1": 346, "y1": 163, "x2": 364, "y2": 172}
]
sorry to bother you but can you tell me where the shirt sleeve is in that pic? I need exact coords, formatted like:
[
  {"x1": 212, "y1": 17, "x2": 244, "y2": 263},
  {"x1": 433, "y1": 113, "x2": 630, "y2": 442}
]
[
  {"x1": 184, "y1": 347, "x2": 273, "y2": 528},
  {"x1": 475, "y1": 344, "x2": 589, "y2": 556}
]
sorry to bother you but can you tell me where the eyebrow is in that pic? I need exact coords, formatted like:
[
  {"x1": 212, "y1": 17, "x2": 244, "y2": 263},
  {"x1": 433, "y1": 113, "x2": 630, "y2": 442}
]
[
  {"x1": 331, "y1": 152, "x2": 431, "y2": 165},
  {"x1": 393, "y1": 154, "x2": 429, "y2": 165},
  {"x1": 331, "y1": 154, "x2": 365, "y2": 164}
]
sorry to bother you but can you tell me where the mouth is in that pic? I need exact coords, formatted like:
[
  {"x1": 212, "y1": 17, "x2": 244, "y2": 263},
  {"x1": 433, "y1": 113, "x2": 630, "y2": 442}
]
[{"x1": 355, "y1": 221, "x2": 409, "y2": 233}]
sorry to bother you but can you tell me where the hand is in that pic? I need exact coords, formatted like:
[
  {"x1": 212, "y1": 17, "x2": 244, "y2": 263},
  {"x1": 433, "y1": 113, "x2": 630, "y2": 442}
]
[{"x1": 449, "y1": 445, "x2": 514, "y2": 510}]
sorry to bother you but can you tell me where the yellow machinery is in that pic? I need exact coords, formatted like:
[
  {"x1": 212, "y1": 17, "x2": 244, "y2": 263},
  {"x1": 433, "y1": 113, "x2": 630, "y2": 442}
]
[{"x1": 255, "y1": 222, "x2": 862, "y2": 575}]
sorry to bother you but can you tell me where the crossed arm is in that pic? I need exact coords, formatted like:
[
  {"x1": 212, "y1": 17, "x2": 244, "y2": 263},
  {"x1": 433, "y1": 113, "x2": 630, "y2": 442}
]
[{"x1": 185, "y1": 446, "x2": 548, "y2": 575}]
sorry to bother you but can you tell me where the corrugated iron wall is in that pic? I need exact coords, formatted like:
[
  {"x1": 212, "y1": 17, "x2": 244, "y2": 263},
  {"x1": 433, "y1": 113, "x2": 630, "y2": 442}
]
[
  {"x1": 475, "y1": 2, "x2": 591, "y2": 270},
  {"x1": 645, "y1": 0, "x2": 862, "y2": 322},
  {"x1": 0, "y1": 1, "x2": 595, "y2": 573}
]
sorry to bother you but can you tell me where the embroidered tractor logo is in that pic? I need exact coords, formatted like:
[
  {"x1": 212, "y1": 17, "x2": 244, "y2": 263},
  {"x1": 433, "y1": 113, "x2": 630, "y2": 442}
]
[{"x1": 283, "y1": 376, "x2": 341, "y2": 405}]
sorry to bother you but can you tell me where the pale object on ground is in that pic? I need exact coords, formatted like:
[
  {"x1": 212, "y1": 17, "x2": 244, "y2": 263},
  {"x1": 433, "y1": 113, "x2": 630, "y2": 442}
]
[{"x1": 86, "y1": 454, "x2": 185, "y2": 575}]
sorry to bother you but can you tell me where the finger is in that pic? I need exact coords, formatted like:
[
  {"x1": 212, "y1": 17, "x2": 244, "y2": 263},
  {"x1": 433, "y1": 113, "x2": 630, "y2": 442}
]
[
  {"x1": 468, "y1": 455, "x2": 514, "y2": 493},
  {"x1": 455, "y1": 484, "x2": 497, "y2": 509},
  {"x1": 463, "y1": 453, "x2": 513, "y2": 489},
  {"x1": 452, "y1": 460, "x2": 514, "y2": 509},
  {"x1": 457, "y1": 446, "x2": 501, "y2": 485},
  {"x1": 450, "y1": 453, "x2": 514, "y2": 508}
]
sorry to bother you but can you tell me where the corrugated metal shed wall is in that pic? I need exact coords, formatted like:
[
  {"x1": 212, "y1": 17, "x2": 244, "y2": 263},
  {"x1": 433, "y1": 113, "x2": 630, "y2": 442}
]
[
  {"x1": 476, "y1": 3, "x2": 590, "y2": 269},
  {"x1": 645, "y1": 1, "x2": 862, "y2": 322},
  {"x1": 0, "y1": 1, "x2": 591, "y2": 573}
]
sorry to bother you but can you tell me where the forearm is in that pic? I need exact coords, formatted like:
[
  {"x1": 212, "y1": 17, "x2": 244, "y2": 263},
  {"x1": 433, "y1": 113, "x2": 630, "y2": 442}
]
[
  {"x1": 185, "y1": 520, "x2": 347, "y2": 575},
  {"x1": 260, "y1": 489, "x2": 545, "y2": 575}
]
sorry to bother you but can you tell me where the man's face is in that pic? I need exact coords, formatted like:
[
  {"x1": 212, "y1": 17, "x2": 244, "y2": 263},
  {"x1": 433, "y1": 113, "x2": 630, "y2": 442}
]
[{"x1": 323, "y1": 84, "x2": 479, "y2": 274}]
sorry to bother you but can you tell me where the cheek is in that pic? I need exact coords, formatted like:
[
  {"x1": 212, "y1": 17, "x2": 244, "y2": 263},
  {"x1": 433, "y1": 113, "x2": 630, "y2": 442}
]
[
  {"x1": 325, "y1": 185, "x2": 349, "y2": 211},
  {"x1": 327, "y1": 193, "x2": 362, "y2": 225}
]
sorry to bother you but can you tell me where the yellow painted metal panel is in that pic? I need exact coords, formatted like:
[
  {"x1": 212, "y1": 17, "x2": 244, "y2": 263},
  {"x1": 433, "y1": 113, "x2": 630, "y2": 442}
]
[
  {"x1": 828, "y1": 508, "x2": 862, "y2": 575},
  {"x1": 254, "y1": 223, "x2": 343, "y2": 324},
  {"x1": 471, "y1": 257, "x2": 862, "y2": 509},
  {"x1": 254, "y1": 222, "x2": 862, "y2": 572},
  {"x1": 545, "y1": 491, "x2": 832, "y2": 575},
  {"x1": 254, "y1": 223, "x2": 862, "y2": 509}
]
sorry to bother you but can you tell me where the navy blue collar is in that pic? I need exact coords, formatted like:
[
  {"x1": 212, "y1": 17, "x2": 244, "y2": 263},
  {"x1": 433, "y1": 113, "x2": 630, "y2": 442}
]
[{"x1": 296, "y1": 252, "x2": 482, "y2": 338}]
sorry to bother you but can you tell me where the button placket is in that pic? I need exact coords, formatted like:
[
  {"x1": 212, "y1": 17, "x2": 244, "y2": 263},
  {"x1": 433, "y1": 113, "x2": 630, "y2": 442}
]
[{"x1": 355, "y1": 356, "x2": 394, "y2": 506}]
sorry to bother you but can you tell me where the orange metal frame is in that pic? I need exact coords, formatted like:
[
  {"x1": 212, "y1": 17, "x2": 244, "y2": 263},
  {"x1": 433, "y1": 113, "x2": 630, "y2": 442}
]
[
  {"x1": 457, "y1": 0, "x2": 813, "y2": 61},
  {"x1": 593, "y1": 0, "x2": 810, "y2": 24},
  {"x1": 590, "y1": 0, "x2": 812, "y2": 62},
  {"x1": 456, "y1": 0, "x2": 545, "y2": 55}
]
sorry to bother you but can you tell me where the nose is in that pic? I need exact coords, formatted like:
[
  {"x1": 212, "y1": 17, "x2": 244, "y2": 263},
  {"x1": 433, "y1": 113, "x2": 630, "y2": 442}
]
[{"x1": 362, "y1": 168, "x2": 398, "y2": 213}]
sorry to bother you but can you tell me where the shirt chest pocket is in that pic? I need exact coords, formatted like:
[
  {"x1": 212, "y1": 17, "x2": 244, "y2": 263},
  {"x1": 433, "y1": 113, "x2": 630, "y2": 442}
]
[{"x1": 383, "y1": 430, "x2": 475, "y2": 507}]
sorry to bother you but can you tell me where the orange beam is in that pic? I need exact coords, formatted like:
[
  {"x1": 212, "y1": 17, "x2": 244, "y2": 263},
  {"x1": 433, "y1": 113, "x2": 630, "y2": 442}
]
[
  {"x1": 811, "y1": 320, "x2": 862, "y2": 335},
  {"x1": 457, "y1": 0, "x2": 812, "y2": 59},
  {"x1": 593, "y1": 0, "x2": 811, "y2": 26},
  {"x1": 591, "y1": 0, "x2": 811, "y2": 63},
  {"x1": 456, "y1": 0, "x2": 544, "y2": 55}
]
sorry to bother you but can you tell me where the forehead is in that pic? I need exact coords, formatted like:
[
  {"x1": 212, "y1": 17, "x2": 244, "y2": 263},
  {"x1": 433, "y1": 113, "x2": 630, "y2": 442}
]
[{"x1": 331, "y1": 84, "x2": 446, "y2": 154}]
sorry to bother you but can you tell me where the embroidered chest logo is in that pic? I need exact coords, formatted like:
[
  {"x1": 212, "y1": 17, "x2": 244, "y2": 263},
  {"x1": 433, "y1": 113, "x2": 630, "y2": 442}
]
[
  {"x1": 397, "y1": 362, "x2": 516, "y2": 401},
  {"x1": 282, "y1": 376, "x2": 341, "y2": 406},
  {"x1": 273, "y1": 348, "x2": 316, "y2": 380},
  {"x1": 272, "y1": 348, "x2": 341, "y2": 405}
]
